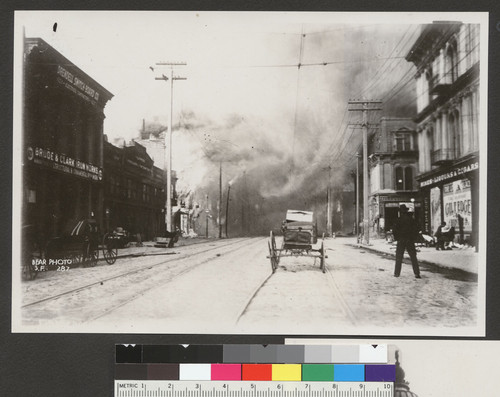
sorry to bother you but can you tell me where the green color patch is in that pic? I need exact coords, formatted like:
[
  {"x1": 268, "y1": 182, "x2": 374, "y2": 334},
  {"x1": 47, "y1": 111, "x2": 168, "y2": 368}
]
[{"x1": 301, "y1": 364, "x2": 335, "y2": 381}]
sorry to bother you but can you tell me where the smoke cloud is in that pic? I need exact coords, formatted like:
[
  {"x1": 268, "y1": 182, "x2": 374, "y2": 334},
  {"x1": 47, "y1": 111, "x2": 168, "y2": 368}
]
[{"x1": 166, "y1": 24, "x2": 418, "y2": 236}]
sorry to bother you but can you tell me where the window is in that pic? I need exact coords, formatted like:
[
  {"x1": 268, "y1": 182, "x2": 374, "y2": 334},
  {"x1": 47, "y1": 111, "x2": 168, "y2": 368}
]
[
  {"x1": 425, "y1": 68, "x2": 433, "y2": 104},
  {"x1": 404, "y1": 166, "x2": 413, "y2": 190},
  {"x1": 445, "y1": 40, "x2": 458, "y2": 83},
  {"x1": 394, "y1": 132, "x2": 412, "y2": 152},
  {"x1": 395, "y1": 167, "x2": 404, "y2": 190},
  {"x1": 448, "y1": 110, "x2": 461, "y2": 158},
  {"x1": 395, "y1": 166, "x2": 414, "y2": 191}
]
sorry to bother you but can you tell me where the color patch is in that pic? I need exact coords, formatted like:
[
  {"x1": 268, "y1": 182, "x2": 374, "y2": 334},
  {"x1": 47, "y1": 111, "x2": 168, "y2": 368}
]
[
  {"x1": 146, "y1": 364, "x2": 179, "y2": 380},
  {"x1": 143, "y1": 345, "x2": 223, "y2": 363},
  {"x1": 115, "y1": 364, "x2": 148, "y2": 380},
  {"x1": 249, "y1": 345, "x2": 278, "y2": 363},
  {"x1": 276, "y1": 345, "x2": 305, "y2": 363},
  {"x1": 302, "y1": 364, "x2": 335, "y2": 381},
  {"x1": 272, "y1": 364, "x2": 302, "y2": 381},
  {"x1": 365, "y1": 365, "x2": 396, "y2": 382},
  {"x1": 211, "y1": 364, "x2": 241, "y2": 380},
  {"x1": 333, "y1": 364, "x2": 365, "y2": 381},
  {"x1": 304, "y1": 345, "x2": 332, "y2": 363},
  {"x1": 242, "y1": 364, "x2": 272, "y2": 381},
  {"x1": 223, "y1": 344, "x2": 251, "y2": 363},
  {"x1": 116, "y1": 345, "x2": 142, "y2": 363},
  {"x1": 331, "y1": 345, "x2": 359, "y2": 363},
  {"x1": 359, "y1": 345, "x2": 388, "y2": 363},
  {"x1": 179, "y1": 364, "x2": 211, "y2": 380}
]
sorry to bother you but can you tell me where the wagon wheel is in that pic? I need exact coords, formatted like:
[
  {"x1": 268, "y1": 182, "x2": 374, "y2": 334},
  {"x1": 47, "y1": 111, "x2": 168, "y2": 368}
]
[
  {"x1": 84, "y1": 243, "x2": 99, "y2": 267},
  {"x1": 268, "y1": 231, "x2": 278, "y2": 273},
  {"x1": 270, "y1": 231, "x2": 280, "y2": 265},
  {"x1": 103, "y1": 233, "x2": 118, "y2": 265},
  {"x1": 320, "y1": 241, "x2": 326, "y2": 273},
  {"x1": 23, "y1": 242, "x2": 42, "y2": 281},
  {"x1": 22, "y1": 261, "x2": 37, "y2": 281},
  {"x1": 71, "y1": 252, "x2": 83, "y2": 267}
]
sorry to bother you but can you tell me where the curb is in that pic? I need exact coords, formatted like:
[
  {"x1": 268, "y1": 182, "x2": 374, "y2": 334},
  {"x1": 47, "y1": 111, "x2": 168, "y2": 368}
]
[{"x1": 349, "y1": 243, "x2": 478, "y2": 278}]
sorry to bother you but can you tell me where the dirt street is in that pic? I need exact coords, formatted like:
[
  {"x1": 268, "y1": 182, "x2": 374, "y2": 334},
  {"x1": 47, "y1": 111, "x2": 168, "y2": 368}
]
[{"x1": 17, "y1": 237, "x2": 478, "y2": 335}]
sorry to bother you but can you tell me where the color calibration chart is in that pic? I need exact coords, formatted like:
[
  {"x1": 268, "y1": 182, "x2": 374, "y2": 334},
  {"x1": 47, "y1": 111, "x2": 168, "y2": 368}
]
[{"x1": 115, "y1": 345, "x2": 394, "y2": 397}]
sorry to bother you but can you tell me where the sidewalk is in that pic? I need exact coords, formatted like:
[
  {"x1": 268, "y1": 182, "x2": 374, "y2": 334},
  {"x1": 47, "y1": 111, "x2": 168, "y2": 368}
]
[{"x1": 337, "y1": 236, "x2": 479, "y2": 276}]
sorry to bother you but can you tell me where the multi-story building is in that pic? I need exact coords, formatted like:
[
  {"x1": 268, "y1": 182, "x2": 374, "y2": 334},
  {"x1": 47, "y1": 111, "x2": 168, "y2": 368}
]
[
  {"x1": 22, "y1": 37, "x2": 113, "y2": 244},
  {"x1": 406, "y1": 22, "x2": 480, "y2": 247},
  {"x1": 367, "y1": 118, "x2": 420, "y2": 236},
  {"x1": 103, "y1": 141, "x2": 166, "y2": 241},
  {"x1": 136, "y1": 124, "x2": 167, "y2": 169},
  {"x1": 135, "y1": 122, "x2": 180, "y2": 229}
]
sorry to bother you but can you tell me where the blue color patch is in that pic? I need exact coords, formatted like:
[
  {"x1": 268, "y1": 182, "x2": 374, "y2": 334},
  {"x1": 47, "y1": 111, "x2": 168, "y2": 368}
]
[{"x1": 333, "y1": 364, "x2": 365, "y2": 381}]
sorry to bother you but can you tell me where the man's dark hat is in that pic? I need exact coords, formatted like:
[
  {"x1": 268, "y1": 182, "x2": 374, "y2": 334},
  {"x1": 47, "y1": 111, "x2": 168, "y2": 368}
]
[{"x1": 399, "y1": 204, "x2": 409, "y2": 212}]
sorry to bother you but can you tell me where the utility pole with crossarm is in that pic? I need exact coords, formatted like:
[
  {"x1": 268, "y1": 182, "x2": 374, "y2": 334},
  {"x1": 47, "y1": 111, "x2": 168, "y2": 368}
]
[
  {"x1": 348, "y1": 99, "x2": 382, "y2": 245},
  {"x1": 153, "y1": 62, "x2": 187, "y2": 233}
]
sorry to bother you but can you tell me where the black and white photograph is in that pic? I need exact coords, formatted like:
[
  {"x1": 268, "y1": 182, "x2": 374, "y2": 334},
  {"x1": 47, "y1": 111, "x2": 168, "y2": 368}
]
[{"x1": 12, "y1": 11, "x2": 488, "y2": 335}]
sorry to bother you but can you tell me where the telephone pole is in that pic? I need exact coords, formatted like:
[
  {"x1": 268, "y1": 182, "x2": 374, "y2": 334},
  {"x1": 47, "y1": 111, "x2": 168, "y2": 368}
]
[
  {"x1": 324, "y1": 165, "x2": 332, "y2": 237},
  {"x1": 225, "y1": 182, "x2": 231, "y2": 238},
  {"x1": 219, "y1": 162, "x2": 223, "y2": 238},
  {"x1": 356, "y1": 152, "x2": 360, "y2": 242},
  {"x1": 154, "y1": 62, "x2": 187, "y2": 233},
  {"x1": 348, "y1": 99, "x2": 382, "y2": 245},
  {"x1": 205, "y1": 194, "x2": 209, "y2": 238}
]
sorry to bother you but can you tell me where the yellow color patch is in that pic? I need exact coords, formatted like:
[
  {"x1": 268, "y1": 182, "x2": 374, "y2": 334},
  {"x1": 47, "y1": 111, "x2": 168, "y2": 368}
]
[{"x1": 272, "y1": 364, "x2": 302, "y2": 381}]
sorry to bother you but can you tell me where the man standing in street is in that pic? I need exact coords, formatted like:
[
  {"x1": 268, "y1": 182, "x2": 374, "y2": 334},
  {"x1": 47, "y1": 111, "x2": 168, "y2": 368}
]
[{"x1": 393, "y1": 204, "x2": 421, "y2": 279}]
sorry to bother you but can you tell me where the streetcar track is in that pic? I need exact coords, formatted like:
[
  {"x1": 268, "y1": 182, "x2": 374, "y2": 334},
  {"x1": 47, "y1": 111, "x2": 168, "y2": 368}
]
[
  {"x1": 324, "y1": 265, "x2": 358, "y2": 326},
  {"x1": 235, "y1": 272, "x2": 275, "y2": 324},
  {"x1": 235, "y1": 251, "x2": 358, "y2": 327},
  {"x1": 21, "y1": 238, "x2": 252, "y2": 309},
  {"x1": 87, "y1": 237, "x2": 267, "y2": 322}
]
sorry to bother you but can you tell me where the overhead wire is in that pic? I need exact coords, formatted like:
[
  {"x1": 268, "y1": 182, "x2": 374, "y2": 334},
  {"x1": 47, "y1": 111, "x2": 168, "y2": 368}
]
[
  {"x1": 333, "y1": 25, "x2": 480, "y2": 172},
  {"x1": 355, "y1": 24, "x2": 417, "y2": 99}
]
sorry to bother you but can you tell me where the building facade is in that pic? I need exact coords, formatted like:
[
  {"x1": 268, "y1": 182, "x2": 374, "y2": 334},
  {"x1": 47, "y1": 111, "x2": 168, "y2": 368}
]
[
  {"x1": 22, "y1": 37, "x2": 113, "y2": 245},
  {"x1": 135, "y1": 123, "x2": 180, "y2": 229},
  {"x1": 406, "y1": 22, "x2": 480, "y2": 247},
  {"x1": 103, "y1": 141, "x2": 167, "y2": 241},
  {"x1": 368, "y1": 118, "x2": 420, "y2": 236}
]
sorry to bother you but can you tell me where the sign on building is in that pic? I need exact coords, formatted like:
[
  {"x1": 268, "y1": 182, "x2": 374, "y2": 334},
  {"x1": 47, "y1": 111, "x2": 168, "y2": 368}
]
[{"x1": 443, "y1": 179, "x2": 472, "y2": 233}]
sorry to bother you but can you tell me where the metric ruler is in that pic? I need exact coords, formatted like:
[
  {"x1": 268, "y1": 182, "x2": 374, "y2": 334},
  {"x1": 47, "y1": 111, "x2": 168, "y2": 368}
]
[{"x1": 114, "y1": 381, "x2": 394, "y2": 397}]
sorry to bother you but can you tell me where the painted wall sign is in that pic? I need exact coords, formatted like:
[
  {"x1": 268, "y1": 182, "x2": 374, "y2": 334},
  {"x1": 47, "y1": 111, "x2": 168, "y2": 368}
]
[
  {"x1": 27, "y1": 146, "x2": 102, "y2": 181},
  {"x1": 420, "y1": 161, "x2": 478, "y2": 187},
  {"x1": 56, "y1": 64, "x2": 100, "y2": 106},
  {"x1": 430, "y1": 186, "x2": 441, "y2": 234},
  {"x1": 443, "y1": 179, "x2": 472, "y2": 233}
]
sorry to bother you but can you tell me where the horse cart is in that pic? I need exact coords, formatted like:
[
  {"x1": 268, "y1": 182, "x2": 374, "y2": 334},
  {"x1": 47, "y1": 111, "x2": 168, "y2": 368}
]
[
  {"x1": 20, "y1": 219, "x2": 118, "y2": 280},
  {"x1": 45, "y1": 219, "x2": 119, "y2": 267},
  {"x1": 267, "y1": 210, "x2": 327, "y2": 273}
]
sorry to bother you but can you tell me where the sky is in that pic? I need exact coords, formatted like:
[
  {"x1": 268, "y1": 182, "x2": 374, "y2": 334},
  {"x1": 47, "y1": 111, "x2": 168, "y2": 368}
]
[{"x1": 14, "y1": 11, "x2": 486, "y2": 233}]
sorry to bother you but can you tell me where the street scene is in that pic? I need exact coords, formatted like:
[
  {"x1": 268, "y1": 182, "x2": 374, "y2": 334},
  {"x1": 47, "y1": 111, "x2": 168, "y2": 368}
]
[
  {"x1": 19, "y1": 235, "x2": 477, "y2": 334},
  {"x1": 12, "y1": 11, "x2": 486, "y2": 335}
]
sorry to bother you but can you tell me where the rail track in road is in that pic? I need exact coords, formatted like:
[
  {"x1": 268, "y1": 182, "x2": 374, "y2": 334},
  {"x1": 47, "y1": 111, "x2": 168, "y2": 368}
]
[
  {"x1": 21, "y1": 237, "x2": 266, "y2": 324},
  {"x1": 22, "y1": 238, "x2": 255, "y2": 309},
  {"x1": 235, "y1": 247, "x2": 358, "y2": 327}
]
